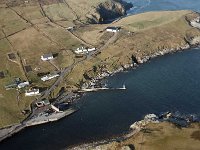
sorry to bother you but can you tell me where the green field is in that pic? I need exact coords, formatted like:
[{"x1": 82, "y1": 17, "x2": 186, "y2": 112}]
[{"x1": 0, "y1": 2, "x2": 82, "y2": 127}]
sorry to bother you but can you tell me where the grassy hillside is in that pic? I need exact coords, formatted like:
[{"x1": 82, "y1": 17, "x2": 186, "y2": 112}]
[
  {"x1": 0, "y1": 0, "x2": 126, "y2": 128},
  {"x1": 0, "y1": 1, "x2": 82, "y2": 127},
  {"x1": 89, "y1": 122, "x2": 200, "y2": 150},
  {"x1": 114, "y1": 10, "x2": 192, "y2": 31},
  {"x1": 66, "y1": 10, "x2": 200, "y2": 85},
  {"x1": 0, "y1": 0, "x2": 199, "y2": 128}
]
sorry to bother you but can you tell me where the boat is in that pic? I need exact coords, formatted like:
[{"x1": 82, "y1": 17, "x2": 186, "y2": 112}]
[{"x1": 117, "y1": 84, "x2": 126, "y2": 90}]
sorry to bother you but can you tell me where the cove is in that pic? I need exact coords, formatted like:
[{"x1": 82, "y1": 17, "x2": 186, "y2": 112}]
[{"x1": 1, "y1": 48, "x2": 200, "y2": 150}]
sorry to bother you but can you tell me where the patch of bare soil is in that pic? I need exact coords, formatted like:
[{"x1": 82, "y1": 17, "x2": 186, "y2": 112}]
[{"x1": 191, "y1": 130, "x2": 200, "y2": 141}]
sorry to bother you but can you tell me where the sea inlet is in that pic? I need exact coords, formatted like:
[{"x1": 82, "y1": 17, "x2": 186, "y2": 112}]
[
  {"x1": 1, "y1": 48, "x2": 200, "y2": 150},
  {"x1": 2, "y1": 0, "x2": 200, "y2": 149}
]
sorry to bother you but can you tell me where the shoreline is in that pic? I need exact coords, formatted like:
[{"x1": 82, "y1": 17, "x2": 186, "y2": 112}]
[
  {"x1": 0, "y1": 107, "x2": 78, "y2": 142},
  {"x1": 69, "y1": 112, "x2": 200, "y2": 150},
  {"x1": 1, "y1": 11, "x2": 200, "y2": 145},
  {"x1": 0, "y1": 39, "x2": 199, "y2": 144}
]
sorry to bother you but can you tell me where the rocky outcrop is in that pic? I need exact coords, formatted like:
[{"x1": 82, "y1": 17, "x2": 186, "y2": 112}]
[
  {"x1": 86, "y1": 0, "x2": 132, "y2": 23},
  {"x1": 187, "y1": 36, "x2": 200, "y2": 45}
]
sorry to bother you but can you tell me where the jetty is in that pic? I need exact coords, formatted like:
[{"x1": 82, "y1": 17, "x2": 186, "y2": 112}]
[
  {"x1": 0, "y1": 107, "x2": 78, "y2": 142},
  {"x1": 78, "y1": 84, "x2": 126, "y2": 92},
  {"x1": 26, "y1": 107, "x2": 77, "y2": 126}
]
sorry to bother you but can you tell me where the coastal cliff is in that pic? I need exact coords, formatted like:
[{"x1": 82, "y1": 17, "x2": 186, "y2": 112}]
[
  {"x1": 68, "y1": 11, "x2": 200, "y2": 87},
  {"x1": 85, "y1": 0, "x2": 133, "y2": 23}
]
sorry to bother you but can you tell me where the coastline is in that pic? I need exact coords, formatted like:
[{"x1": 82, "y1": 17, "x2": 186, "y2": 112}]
[
  {"x1": 69, "y1": 112, "x2": 200, "y2": 150},
  {"x1": 1, "y1": 11, "x2": 200, "y2": 145},
  {"x1": 0, "y1": 36, "x2": 199, "y2": 144},
  {"x1": 0, "y1": 107, "x2": 78, "y2": 142}
]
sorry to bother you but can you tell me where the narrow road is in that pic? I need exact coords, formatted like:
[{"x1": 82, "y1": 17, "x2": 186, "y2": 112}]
[
  {"x1": 98, "y1": 32, "x2": 118, "y2": 51},
  {"x1": 1, "y1": 3, "x2": 122, "y2": 143},
  {"x1": 4, "y1": 1, "x2": 120, "y2": 124},
  {"x1": 39, "y1": 31, "x2": 119, "y2": 100},
  {"x1": 41, "y1": 58, "x2": 85, "y2": 99},
  {"x1": 87, "y1": 32, "x2": 119, "y2": 59}
]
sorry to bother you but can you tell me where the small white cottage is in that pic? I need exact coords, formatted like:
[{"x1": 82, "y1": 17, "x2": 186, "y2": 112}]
[
  {"x1": 41, "y1": 74, "x2": 60, "y2": 81},
  {"x1": 41, "y1": 53, "x2": 54, "y2": 61},
  {"x1": 25, "y1": 88, "x2": 40, "y2": 96},
  {"x1": 106, "y1": 27, "x2": 120, "y2": 33},
  {"x1": 18, "y1": 81, "x2": 30, "y2": 89}
]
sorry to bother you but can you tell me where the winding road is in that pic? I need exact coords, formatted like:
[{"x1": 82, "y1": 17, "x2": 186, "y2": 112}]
[{"x1": 0, "y1": 2, "x2": 120, "y2": 141}]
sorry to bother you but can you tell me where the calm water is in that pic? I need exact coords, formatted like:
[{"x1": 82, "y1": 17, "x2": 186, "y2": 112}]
[
  {"x1": 1, "y1": 0, "x2": 200, "y2": 150},
  {"x1": 126, "y1": 0, "x2": 200, "y2": 14},
  {"x1": 2, "y1": 48, "x2": 200, "y2": 150}
]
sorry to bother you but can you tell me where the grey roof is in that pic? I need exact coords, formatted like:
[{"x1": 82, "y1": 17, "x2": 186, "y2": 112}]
[{"x1": 42, "y1": 53, "x2": 53, "y2": 58}]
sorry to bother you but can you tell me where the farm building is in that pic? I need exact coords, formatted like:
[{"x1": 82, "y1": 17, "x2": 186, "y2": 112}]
[
  {"x1": 75, "y1": 47, "x2": 96, "y2": 54},
  {"x1": 106, "y1": 27, "x2": 120, "y2": 32},
  {"x1": 25, "y1": 88, "x2": 40, "y2": 96},
  {"x1": 18, "y1": 81, "x2": 30, "y2": 89},
  {"x1": 41, "y1": 53, "x2": 54, "y2": 61},
  {"x1": 41, "y1": 73, "x2": 60, "y2": 81}
]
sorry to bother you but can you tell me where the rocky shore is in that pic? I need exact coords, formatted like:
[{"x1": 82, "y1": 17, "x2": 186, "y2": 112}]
[
  {"x1": 66, "y1": 15, "x2": 200, "y2": 149},
  {"x1": 81, "y1": 37, "x2": 200, "y2": 91},
  {"x1": 69, "y1": 112, "x2": 200, "y2": 150},
  {"x1": 86, "y1": 0, "x2": 133, "y2": 23},
  {"x1": 1, "y1": 9, "x2": 200, "y2": 146}
]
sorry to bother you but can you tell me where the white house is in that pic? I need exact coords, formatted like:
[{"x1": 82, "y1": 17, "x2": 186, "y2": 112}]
[
  {"x1": 25, "y1": 88, "x2": 40, "y2": 96},
  {"x1": 74, "y1": 47, "x2": 96, "y2": 54},
  {"x1": 87, "y1": 48, "x2": 96, "y2": 52},
  {"x1": 18, "y1": 81, "x2": 30, "y2": 89},
  {"x1": 75, "y1": 47, "x2": 88, "y2": 54},
  {"x1": 106, "y1": 27, "x2": 120, "y2": 33},
  {"x1": 41, "y1": 53, "x2": 54, "y2": 61},
  {"x1": 41, "y1": 74, "x2": 59, "y2": 81}
]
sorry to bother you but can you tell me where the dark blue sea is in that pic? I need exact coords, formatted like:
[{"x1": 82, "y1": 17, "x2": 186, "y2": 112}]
[{"x1": 1, "y1": 0, "x2": 200, "y2": 149}]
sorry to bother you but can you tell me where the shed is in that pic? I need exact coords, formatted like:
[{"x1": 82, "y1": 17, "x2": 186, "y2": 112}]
[
  {"x1": 41, "y1": 53, "x2": 54, "y2": 61},
  {"x1": 25, "y1": 88, "x2": 40, "y2": 96},
  {"x1": 18, "y1": 81, "x2": 30, "y2": 89},
  {"x1": 106, "y1": 27, "x2": 120, "y2": 33}
]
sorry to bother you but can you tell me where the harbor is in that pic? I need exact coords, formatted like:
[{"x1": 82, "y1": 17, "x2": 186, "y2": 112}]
[
  {"x1": 0, "y1": 107, "x2": 78, "y2": 142},
  {"x1": 78, "y1": 84, "x2": 126, "y2": 92}
]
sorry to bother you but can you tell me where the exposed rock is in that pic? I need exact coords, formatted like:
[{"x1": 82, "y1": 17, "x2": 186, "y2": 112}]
[
  {"x1": 130, "y1": 114, "x2": 159, "y2": 131},
  {"x1": 86, "y1": 0, "x2": 133, "y2": 23},
  {"x1": 121, "y1": 146, "x2": 132, "y2": 150}
]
